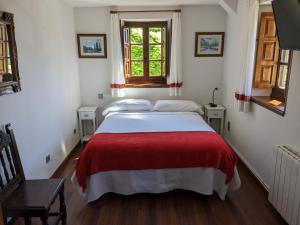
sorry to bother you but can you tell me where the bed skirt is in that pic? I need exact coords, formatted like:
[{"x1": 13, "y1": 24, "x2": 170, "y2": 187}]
[{"x1": 71, "y1": 167, "x2": 241, "y2": 202}]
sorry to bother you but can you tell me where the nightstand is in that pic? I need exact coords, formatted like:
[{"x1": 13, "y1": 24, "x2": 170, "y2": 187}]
[
  {"x1": 78, "y1": 106, "x2": 99, "y2": 144},
  {"x1": 204, "y1": 104, "x2": 226, "y2": 136}
]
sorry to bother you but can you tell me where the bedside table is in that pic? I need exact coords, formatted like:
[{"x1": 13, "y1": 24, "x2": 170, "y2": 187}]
[
  {"x1": 78, "y1": 106, "x2": 99, "y2": 144},
  {"x1": 204, "y1": 104, "x2": 226, "y2": 136}
]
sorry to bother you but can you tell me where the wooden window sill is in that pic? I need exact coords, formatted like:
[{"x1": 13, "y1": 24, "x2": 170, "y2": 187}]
[
  {"x1": 251, "y1": 96, "x2": 286, "y2": 116},
  {"x1": 125, "y1": 83, "x2": 168, "y2": 88}
]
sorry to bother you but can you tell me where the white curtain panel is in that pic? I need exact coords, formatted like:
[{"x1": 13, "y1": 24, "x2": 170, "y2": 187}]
[
  {"x1": 111, "y1": 13, "x2": 126, "y2": 97},
  {"x1": 168, "y1": 12, "x2": 183, "y2": 96},
  {"x1": 235, "y1": 0, "x2": 259, "y2": 112}
]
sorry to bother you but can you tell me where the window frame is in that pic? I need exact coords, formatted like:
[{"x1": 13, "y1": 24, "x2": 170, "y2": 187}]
[
  {"x1": 0, "y1": 11, "x2": 20, "y2": 96},
  {"x1": 252, "y1": 50, "x2": 293, "y2": 116},
  {"x1": 122, "y1": 21, "x2": 169, "y2": 88},
  {"x1": 270, "y1": 49, "x2": 293, "y2": 102},
  {"x1": 251, "y1": 12, "x2": 293, "y2": 116}
]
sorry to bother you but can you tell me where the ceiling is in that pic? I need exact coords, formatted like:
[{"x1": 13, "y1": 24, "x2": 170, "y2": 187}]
[{"x1": 64, "y1": 0, "x2": 219, "y2": 7}]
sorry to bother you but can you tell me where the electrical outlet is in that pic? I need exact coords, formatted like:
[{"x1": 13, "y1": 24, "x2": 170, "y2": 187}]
[
  {"x1": 73, "y1": 128, "x2": 77, "y2": 134},
  {"x1": 46, "y1": 155, "x2": 50, "y2": 164},
  {"x1": 98, "y1": 93, "x2": 104, "y2": 99},
  {"x1": 227, "y1": 121, "x2": 231, "y2": 132}
]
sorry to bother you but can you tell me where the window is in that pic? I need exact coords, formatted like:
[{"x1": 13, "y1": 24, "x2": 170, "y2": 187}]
[
  {"x1": 270, "y1": 49, "x2": 292, "y2": 102},
  {"x1": 122, "y1": 21, "x2": 169, "y2": 87},
  {"x1": 252, "y1": 12, "x2": 292, "y2": 116},
  {"x1": 0, "y1": 11, "x2": 20, "y2": 96}
]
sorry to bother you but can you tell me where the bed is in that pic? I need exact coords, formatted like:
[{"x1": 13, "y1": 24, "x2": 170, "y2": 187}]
[{"x1": 73, "y1": 101, "x2": 241, "y2": 202}]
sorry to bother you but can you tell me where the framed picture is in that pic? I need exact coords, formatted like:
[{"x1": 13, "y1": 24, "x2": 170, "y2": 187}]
[
  {"x1": 195, "y1": 32, "x2": 225, "y2": 57},
  {"x1": 77, "y1": 34, "x2": 107, "y2": 58}
]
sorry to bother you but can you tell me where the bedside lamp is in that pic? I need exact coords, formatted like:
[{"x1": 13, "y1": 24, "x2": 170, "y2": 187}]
[{"x1": 209, "y1": 87, "x2": 219, "y2": 107}]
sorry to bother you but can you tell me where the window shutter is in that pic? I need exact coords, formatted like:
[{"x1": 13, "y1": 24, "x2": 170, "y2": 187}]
[
  {"x1": 122, "y1": 26, "x2": 130, "y2": 79},
  {"x1": 253, "y1": 12, "x2": 279, "y2": 89}
]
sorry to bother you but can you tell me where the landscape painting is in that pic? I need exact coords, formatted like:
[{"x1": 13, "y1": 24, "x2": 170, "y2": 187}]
[
  {"x1": 195, "y1": 32, "x2": 225, "y2": 57},
  {"x1": 77, "y1": 34, "x2": 107, "y2": 58}
]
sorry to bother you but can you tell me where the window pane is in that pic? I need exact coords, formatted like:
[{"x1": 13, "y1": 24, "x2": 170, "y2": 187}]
[
  {"x1": 123, "y1": 27, "x2": 129, "y2": 44},
  {"x1": 149, "y1": 61, "x2": 161, "y2": 77},
  {"x1": 0, "y1": 40, "x2": 10, "y2": 58},
  {"x1": 149, "y1": 27, "x2": 162, "y2": 44},
  {"x1": 0, "y1": 59, "x2": 6, "y2": 74},
  {"x1": 162, "y1": 60, "x2": 166, "y2": 77},
  {"x1": 0, "y1": 24, "x2": 7, "y2": 41},
  {"x1": 7, "y1": 58, "x2": 12, "y2": 74},
  {"x1": 131, "y1": 45, "x2": 143, "y2": 60},
  {"x1": 131, "y1": 61, "x2": 143, "y2": 77},
  {"x1": 6, "y1": 42, "x2": 10, "y2": 58},
  {"x1": 0, "y1": 43, "x2": 4, "y2": 57},
  {"x1": 162, "y1": 44, "x2": 166, "y2": 61},
  {"x1": 149, "y1": 45, "x2": 161, "y2": 60},
  {"x1": 280, "y1": 50, "x2": 290, "y2": 63},
  {"x1": 277, "y1": 65, "x2": 288, "y2": 89},
  {"x1": 130, "y1": 28, "x2": 143, "y2": 44}
]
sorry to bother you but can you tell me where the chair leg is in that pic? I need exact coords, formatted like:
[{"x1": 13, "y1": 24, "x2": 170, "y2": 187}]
[
  {"x1": 40, "y1": 216, "x2": 49, "y2": 225},
  {"x1": 59, "y1": 184, "x2": 67, "y2": 225},
  {"x1": 24, "y1": 217, "x2": 31, "y2": 225}
]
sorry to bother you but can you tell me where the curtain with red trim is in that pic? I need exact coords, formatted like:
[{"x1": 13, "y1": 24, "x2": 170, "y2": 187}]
[
  {"x1": 235, "y1": 0, "x2": 259, "y2": 112},
  {"x1": 111, "y1": 13, "x2": 125, "y2": 97},
  {"x1": 168, "y1": 12, "x2": 182, "y2": 96}
]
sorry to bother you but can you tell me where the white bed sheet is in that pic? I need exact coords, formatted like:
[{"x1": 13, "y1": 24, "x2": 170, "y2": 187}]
[
  {"x1": 73, "y1": 111, "x2": 241, "y2": 202},
  {"x1": 97, "y1": 111, "x2": 214, "y2": 133}
]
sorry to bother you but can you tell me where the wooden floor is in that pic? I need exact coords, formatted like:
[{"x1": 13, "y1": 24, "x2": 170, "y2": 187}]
[{"x1": 23, "y1": 146, "x2": 288, "y2": 225}]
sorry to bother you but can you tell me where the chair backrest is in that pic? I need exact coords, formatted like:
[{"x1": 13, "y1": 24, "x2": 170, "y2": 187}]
[{"x1": 0, "y1": 124, "x2": 25, "y2": 202}]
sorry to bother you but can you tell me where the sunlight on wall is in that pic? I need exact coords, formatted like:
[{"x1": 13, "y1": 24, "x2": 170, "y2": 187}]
[{"x1": 60, "y1": 140, "x2": 68, "y2": 157}]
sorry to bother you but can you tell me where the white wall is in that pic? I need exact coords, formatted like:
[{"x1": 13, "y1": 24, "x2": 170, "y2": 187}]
[
  {"x1": 222, "y1": 0, "x2": 300, "y2": 189},
  {"x1": 74, "y1": 5, "x2": 226, "y2": 108},
  {"x1": 0, "y1": 0, "x2": 81, "y2": 179}
]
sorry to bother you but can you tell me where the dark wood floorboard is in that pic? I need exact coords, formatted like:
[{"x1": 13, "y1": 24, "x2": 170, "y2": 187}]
[{"x1": 17, "y1": 146, "x2": 288, "y2": 225}]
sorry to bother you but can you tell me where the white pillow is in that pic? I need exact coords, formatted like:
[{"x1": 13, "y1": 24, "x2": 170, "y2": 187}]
[
  {"x1": 102, "y1": 99, "x2": 152, "y2": 116},
  {"x1": 153, "y1": 100, "x2": 202, "y2": 113}
]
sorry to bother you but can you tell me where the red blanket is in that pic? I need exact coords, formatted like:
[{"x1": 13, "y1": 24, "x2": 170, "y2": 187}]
[{"x1": 76, "y1": 131, "x2": 237, "y2": 192}]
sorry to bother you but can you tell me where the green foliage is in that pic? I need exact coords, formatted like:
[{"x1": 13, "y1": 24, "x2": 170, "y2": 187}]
[
  {"x1": 130, "y1": 27, "x2": 163, "y2": 76},
  {"x1": 130, "y1": 28, "x2": 143, "y2": 43},
  {"x1": 150, "y1": 61, "x2": 161, "y2": 77},
  {"x1": 131, "y1": 61, "x2": 143, "y2": 77},
  {"x1": 131, "y1": 45, "x2": 143, "y2": 60},
  {"x1": 149, "y1": 28, "x2": 161, "y2": 43},
  {"x1": 149, "y1": 45, "x2": 161, "y2": 60}
]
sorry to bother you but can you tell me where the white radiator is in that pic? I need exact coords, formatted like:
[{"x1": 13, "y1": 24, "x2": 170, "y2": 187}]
[{"x1": 269, "y1": 145, "x2": 300, "y2": 225}]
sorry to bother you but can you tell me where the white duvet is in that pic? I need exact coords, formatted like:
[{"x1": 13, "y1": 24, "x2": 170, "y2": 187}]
[{"x1": 73, "y1": 111, "x2": 241, "y2": 202}]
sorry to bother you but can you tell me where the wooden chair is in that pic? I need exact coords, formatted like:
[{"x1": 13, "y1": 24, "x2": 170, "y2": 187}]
[
  {"x1": 0, "y1": 203, "x2": 5, "y2": 225},
  {"x1": 0, "y1": 124, "x2": 66, "y2": 225}
]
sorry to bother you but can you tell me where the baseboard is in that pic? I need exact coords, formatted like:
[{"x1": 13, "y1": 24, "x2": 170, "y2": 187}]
[
  {"x1": 51, "y1": 141, "x2": 81, "y2": 178},
  {"x1": 224, "y1": 137, "x2": 270, "y2": 192}
]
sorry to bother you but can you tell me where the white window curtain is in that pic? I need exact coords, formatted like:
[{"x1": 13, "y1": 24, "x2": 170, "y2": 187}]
[
  {"x1": 168, "y1": 12, "x2": 182, "y2": 96},
  {"x1": 235, "y1": 0, "x2": 259, "y2": 112},
  {"x1": 111, "y1": 13, "x2": 126, "y2": 97}
]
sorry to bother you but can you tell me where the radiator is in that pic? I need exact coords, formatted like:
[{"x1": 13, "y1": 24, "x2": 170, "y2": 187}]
[{"x1": 269, "y1": 145, "x2": 300, "y2": 225}]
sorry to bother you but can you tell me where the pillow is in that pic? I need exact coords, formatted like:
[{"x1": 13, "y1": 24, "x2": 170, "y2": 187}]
[
  {"x1": 102, "y1": 99, "x2": 152, "y2": 116},
  {"x1": 153, "y1": 100, "x2": 202, "y2": 113}
]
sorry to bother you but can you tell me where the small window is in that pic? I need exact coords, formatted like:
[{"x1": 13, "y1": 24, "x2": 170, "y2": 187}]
[
  {"x1": 122, "y1": 21, "x2": 169, "y2": 88},
  {"x1": 252, "y1": 12, "x2": 293, "y2": 116},
  {"x1": 0, "y1": 11, "x2": 20, "y2": 96}
]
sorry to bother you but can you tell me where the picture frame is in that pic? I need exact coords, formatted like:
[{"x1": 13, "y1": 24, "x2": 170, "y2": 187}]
[
  {"x1": 77, "y1": 34, "x2": 107, "y2": 58},
  {"x1": 195, "y1": 32, "x2": 225, "y2": 57}
]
